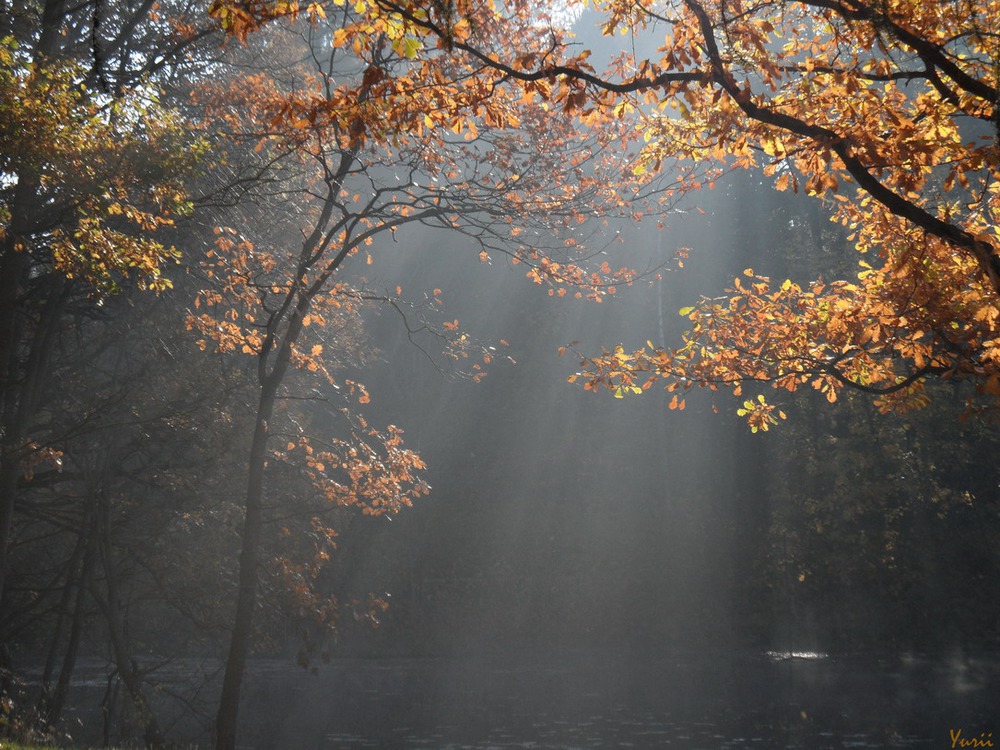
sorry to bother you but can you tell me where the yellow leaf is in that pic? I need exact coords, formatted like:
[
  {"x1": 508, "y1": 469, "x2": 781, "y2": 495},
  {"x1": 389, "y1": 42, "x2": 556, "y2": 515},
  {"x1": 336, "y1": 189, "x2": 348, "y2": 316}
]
[{"x1": 762, "y1": 135, "x2": 785, "y2": 157}]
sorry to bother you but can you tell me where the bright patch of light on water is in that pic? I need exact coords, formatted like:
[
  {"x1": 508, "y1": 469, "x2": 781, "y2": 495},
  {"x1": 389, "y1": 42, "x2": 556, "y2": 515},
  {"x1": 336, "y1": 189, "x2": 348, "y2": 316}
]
[{"x1": 765, "y1": 650, "x2": 829, "y2": 660}]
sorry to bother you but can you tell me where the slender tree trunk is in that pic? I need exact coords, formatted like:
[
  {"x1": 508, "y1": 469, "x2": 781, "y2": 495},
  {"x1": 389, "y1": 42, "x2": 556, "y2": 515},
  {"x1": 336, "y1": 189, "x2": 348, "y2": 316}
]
[
  {"x1": 0, "y1": 240, "x2": 28, "y2": 604},
  {"x1": 0, "y1": 0, "x2": 66, "y2": 603},
  {"x1": 38, "y1": 509, "x2": 91, "y2": 712},
  {"x1": 214, "y1": 383, "x2": 279, "y2": 750},
  {"x1": 46, "y1": 511, "x2": 98, "y2": 724},
  {"x1": 0, "y1": 274, "x2": 72, "y2": 603},
  {"x1": 95, "y1": 489, "x2": 165, "y2": 749},
  {"x1": 0, "y1": 0, "x2": 78, "y2": 607},
  {"x1": 215, "y1": 277, "x2": 316, "y2": 750},
  {"x1": 0, "y1": 461, "x2": 21, "y2": 607},
  {"x1": 213, "y1": 138, "x2": 360, "y2": 749}
]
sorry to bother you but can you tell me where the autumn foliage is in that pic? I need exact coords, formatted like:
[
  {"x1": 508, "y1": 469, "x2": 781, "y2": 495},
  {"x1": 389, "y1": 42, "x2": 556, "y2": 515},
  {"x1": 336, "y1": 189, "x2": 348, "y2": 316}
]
[
  {"x1": 193, "y1": 1, "x2": 675, "y2": 744},
  {"x1": 4, "y1": 0, "x2": 1000, "y2": 744},
  {"x1": 310, "y1": 0, "x2": 1000, "y2": 422},
  {"x1": 554, "y1": 0, "x2": 999, "y2": 419}
]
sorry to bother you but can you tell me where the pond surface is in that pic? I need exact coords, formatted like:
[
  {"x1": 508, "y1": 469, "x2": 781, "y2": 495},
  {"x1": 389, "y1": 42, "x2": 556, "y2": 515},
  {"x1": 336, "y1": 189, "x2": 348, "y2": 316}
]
[
  {"x1": 57, "y1": 650, "x2": 999, "y2": 748},
  {"x1": 234, "y1": 650, "x2": 995, "y2": 749}
]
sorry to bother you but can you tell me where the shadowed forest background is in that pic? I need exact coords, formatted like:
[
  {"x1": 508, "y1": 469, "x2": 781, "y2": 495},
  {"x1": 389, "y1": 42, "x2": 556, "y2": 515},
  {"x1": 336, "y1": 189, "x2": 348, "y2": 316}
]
[{"x1": 3, "y1": 0, "x2": 1000, "y2": 746}]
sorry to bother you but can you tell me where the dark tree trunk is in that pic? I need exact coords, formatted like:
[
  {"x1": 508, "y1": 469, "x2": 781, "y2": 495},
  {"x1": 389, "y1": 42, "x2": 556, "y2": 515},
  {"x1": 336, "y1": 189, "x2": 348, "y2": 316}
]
[
  {"x1": 216, "y1": 289, "x2": 312, "y2": 750},
  {"x1": 0, "y1": 0, "x2": 69, "y2": 599},
  {"x1": 45, "y1": 511, "x2": 99, "y2": 724},
  {"x1": 214, "y1": 383, "x2": 279, "y2": 750},
  {"x1": 0, "y1": 237, "x2": 29, "y2": 604},
  {"x1": 213, "y1": 134, "x2": 360, "y2": 750},
  {"x1": 94, "y1": 489, "x2": 165, "y2": 749},
  {"x1": 38, "y1": 507, "x2": 93, "y2": 719}
]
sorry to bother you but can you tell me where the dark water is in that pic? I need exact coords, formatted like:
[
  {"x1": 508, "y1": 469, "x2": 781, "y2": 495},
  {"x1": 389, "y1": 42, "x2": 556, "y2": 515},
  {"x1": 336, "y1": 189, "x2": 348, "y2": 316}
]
[
  {"x1": 243, "y1": 652, "x2": 998, "y2": 749},
  {"x1": 56, "y1": 651, "x2": 999, "y2": 748}
]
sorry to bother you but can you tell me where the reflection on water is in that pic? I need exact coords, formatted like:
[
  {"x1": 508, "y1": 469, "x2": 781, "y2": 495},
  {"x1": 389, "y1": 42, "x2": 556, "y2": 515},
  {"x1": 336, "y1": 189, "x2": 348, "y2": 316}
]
[
  {"x1": 765, "y1": 651, "x2": 829, "y2": 661},
  {"x1": 55, "y1": 651, "x2": 998, "y2": 748}
]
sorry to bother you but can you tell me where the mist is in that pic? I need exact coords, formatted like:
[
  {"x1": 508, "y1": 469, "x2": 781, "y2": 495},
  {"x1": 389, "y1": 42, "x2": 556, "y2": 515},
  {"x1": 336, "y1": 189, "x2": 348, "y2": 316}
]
[{"x1": 2, "y1": 0, "x2": 1000, "y2": 748}]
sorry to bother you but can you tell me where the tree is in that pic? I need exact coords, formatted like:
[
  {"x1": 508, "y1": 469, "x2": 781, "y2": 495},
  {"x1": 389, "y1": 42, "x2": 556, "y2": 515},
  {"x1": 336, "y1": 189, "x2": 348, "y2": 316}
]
[
  {"x1": 0, "y1": 267, "x2": 259, "y2": 744},
  {"x1": 742, "y1": 385, "x2": 1000, "y2": 650},
  {"x1": 0, "y1": 0, "x2": 216, "y2": 603},
  {"x1": 193, "y1": 7, "x2": 658, "y2": 746},
  {"x1": 358, "y1": 0, "x2": 1000, "y2": 421}
]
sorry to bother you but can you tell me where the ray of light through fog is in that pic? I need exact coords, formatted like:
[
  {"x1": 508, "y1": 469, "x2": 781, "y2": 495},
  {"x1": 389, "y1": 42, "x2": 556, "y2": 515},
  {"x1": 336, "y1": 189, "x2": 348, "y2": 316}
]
[
  {"x1": 221, "y1": 163, "x2": 1000, "y2": 748},
  {"x1": 340, "y1": 194, "x2": 745, "y2": 658},
  {"x1": 7, "y1": 2, "x2": 1000, "y2": 748}
]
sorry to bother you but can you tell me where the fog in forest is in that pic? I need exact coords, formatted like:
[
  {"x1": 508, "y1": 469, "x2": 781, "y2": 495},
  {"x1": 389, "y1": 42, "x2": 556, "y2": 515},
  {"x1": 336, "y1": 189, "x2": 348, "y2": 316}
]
[
  {"x1": 21, "y1": 173, "x2": 1000, "y2": 749},
  {"x1": 3, "y1": 1, "x2": 1000, "y2": 748}
]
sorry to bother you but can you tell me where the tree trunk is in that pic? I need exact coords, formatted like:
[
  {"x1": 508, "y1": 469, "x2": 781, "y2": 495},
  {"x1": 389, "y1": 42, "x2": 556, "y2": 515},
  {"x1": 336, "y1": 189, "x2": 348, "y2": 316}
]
[
  {"x1": 215, "y1": 281, "x2": 314, "y2": 750},
  {"x1": 213, "y1": 150, "x2": 350, "y2": 748},
  {"x1": 214, "y1": 382, "x2": 279, "y2": 750},
  {"x1": 38, "y1": 507, "x2": 93, "y2": 718},
  {"x1": 95, "y1": 489, "x2": 165, "y2": 749},
  {"x1": 45, "y1": 511, "x2": 98, "y2": 724},
  {"x1": 0, "y1": 0, "x2": 66, "y2": 605},
  {"x1": 0, "y1": 240, "x2": 28, "y2": 604}
]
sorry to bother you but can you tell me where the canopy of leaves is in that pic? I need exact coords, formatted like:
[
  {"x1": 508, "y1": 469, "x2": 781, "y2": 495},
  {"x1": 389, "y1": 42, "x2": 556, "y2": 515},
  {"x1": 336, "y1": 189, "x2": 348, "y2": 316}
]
[{"x1": 279, "y1": 0, "x2": 1000, "y2": 422}]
